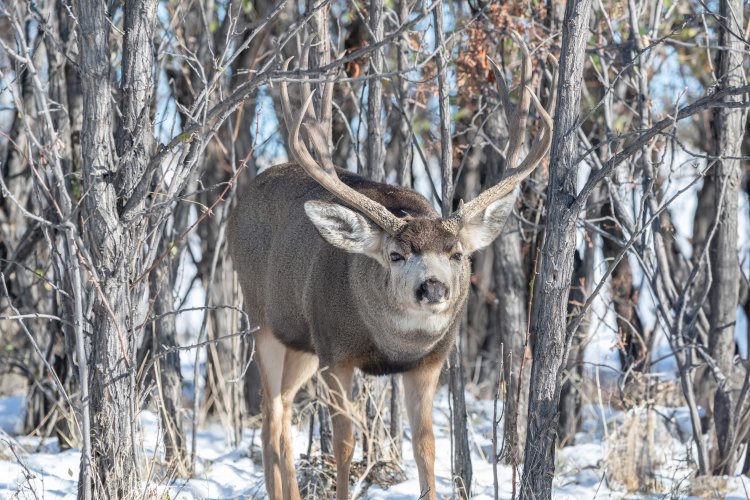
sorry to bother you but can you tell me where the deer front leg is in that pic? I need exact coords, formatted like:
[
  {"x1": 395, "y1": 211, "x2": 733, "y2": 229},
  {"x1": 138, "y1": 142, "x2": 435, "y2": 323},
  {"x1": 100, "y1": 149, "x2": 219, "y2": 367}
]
[
  {"x1": 256, "y1": 328, "x2": 285, "y2": 500},
  {"x1": 403, "y1": 360, "x2": 443, "y2": 500},
  {"x1": 322, "y1": 364, "x2": 355, "y2": 500},
  {"x1": 280, "y1": 349, "x2": 319, "y2": 500}
]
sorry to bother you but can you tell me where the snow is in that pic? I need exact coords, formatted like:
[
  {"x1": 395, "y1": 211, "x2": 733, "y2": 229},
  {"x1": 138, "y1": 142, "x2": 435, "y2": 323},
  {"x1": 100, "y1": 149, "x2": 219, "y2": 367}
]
[
  {"x1": 0, "y1": 395, "x2": 24, "y2": 434},
  {"x1": 3, "y1": 389, "x2": 750, "y2": 499}
]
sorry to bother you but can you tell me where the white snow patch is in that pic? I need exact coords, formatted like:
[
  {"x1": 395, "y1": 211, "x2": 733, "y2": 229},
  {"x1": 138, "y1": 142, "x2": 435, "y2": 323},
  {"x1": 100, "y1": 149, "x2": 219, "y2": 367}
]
[{"x1": 1, "y1": 390, "x2": 749, "y2": 499}]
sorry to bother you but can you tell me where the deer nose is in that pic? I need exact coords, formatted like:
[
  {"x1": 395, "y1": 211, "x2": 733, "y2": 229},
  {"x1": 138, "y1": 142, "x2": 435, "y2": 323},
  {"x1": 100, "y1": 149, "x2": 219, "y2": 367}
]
[{"x1": 417, "y1": 278, "x2": 449, "y2": 303}]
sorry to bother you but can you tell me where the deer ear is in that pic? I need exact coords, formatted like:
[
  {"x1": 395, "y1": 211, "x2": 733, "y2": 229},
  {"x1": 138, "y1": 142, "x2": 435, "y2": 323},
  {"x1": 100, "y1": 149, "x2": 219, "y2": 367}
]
[
  {"x1": 459, "y1": 194, "x2": 515, "y2": 253},
  {"x1": 304, "y1": 200, "x2": 385, "y2": 262}
]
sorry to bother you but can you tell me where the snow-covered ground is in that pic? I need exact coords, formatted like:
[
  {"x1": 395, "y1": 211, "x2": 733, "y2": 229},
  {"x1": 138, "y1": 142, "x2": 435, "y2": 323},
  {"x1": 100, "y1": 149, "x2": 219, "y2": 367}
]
[{"x1": 1, "y1": 388, "x2": 750, "y2": 499}]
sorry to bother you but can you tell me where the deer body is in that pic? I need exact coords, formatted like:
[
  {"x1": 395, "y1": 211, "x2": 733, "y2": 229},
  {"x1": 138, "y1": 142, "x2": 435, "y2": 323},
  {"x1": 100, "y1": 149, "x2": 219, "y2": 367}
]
[
  {"x1": 230, "y1": 163, "x2": 465, "y2": 375},
  {"x1": 228, "y1": 36, "x2": 556, "y2": 500},
  {"x1": 230, "y1": 163, "x2": 479, "y2": 500}
]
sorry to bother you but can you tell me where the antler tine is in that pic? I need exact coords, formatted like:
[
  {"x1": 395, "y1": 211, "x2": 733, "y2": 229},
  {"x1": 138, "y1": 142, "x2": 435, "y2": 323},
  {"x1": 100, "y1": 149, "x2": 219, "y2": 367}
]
[
  {"x1": 298, "y1": 34, "x2": 337, "y2": 165},
  {"x1": 280, "y1": 57, "x2": 297, "y2": 135},
  {"x1": 302, "y1": 74, "x2": 335, "y2": 171},
  {"x1": 545, "y1": 54, "x2": 559, "y2": 117},
  {"x1": 489, "y1": 57, "x2": 514, "y2": 125},
  {"x1": 445, "y1": 49, "x2": 557, "y2": 232},
  {"x1": 445, "y1": 89, "x2": 552, "y2": 229},
  {"x1": 513, "y1": 86, "x2": 554, "y2": 176},
  {"x1": 513, "y1": 54, "x2": 558, "y2": 177},
  {"x1": 320, "y1": 52, "x2": 335, "y2": 137},
  {"x1": 279, "y1": 61, "x2": 406, "y2": 236},
  {"x1": 505, "y1": 30, "x2": 533, "y2": 168},
  {"x1": 316, "y1": 17, "x2": 335, "y2": 132},
  {"x1": 299, "y1": 37, "x2": 316, "y2": 123}
]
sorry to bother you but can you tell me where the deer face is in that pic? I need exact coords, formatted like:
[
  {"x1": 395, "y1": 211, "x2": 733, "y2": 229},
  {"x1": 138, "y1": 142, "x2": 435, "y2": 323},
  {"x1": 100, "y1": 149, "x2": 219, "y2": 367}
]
[
  {"x1": 305, "y1": 196, "x2": 515, "y2": 315},
  {"x1": 385, "y1": 218, "x2": 465, "y2": 313}
]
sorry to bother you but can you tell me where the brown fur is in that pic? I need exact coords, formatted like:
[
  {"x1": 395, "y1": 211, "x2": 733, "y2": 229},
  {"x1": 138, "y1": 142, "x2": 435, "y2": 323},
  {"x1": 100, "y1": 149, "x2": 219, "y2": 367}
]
[{"x1": 395, "y1": 218, "x2": 460, "y2": 255}]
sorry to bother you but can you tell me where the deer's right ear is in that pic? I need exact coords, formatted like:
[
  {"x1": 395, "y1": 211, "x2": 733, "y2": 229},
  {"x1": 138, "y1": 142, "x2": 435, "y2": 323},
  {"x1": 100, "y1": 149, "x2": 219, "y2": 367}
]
[{"x1": 304, "y1": 201, "x2": 386, "y2": 263}]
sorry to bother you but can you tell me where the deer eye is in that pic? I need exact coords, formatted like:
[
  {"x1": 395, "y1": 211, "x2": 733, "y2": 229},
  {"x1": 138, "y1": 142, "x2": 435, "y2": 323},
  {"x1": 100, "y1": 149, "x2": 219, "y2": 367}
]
[
  {"x1": 451, "y1": 252, "x2": 463, "y2": 261},
  {"x1": 390, "y1": 252, "x2": 405, "y2": 262}
]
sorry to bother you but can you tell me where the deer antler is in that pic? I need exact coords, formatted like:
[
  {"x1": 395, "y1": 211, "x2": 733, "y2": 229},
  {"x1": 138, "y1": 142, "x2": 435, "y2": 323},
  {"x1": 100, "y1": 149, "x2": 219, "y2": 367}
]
[
  {"x1": 280, "y1": 57, "x2": 406, "y2": 236},
  {"x1": 443, "y1": 35, "x2": 558, "y2": 234}
]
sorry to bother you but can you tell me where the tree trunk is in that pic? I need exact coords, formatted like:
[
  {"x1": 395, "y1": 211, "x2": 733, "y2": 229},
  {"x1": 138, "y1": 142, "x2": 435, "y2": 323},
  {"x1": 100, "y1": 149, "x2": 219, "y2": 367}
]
[
  {"x1": 558, "y1": 247, "x2": 594, "y2": 446},
  {"x1": 495, "y1": 224, "x2": 529, "y2": 463},
  {"x1": 708, "y1": 0, "x2": 746, "y2": 476},
  {"x1": 17, "y1": 0, "x2": 78, "y2": 443},
  {"x1": 450, "y1": 329, "x2": 472, "y2": 499},
  {"x1": 76, "y1": 14, "x2": 135, "y2": 500},
  {"x1": 520, "y1": 1, "x2": 592, "y2": 498},
  {"x1": 75, "y1": 0, "x2": 157, "y2": 495},
  {"x1": 601, "y1": 200, "x2": 646, "y2": 373},
  {"x1": 149, "y1": 255, "x2": 189, "y2": 476},
  {"x1": 394, "y1": 0, "x2": 413, "y2": 188},
  {"x1": 365, "y1": 0, "x2": 385, "y2": 182}
]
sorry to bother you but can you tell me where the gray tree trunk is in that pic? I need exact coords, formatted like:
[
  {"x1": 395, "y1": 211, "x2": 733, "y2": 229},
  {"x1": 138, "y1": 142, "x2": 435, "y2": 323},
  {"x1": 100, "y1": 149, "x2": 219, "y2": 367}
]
[
  {"x1": 495, "y1": 224, "x2": 529, "y2": 464},
  {"x1": 601, "y1": 200, "x2": 646, "y2": 373},
  {"x1": 558, "y1": 246, "x2": 594, "y2": 446},
  {"x1": 365, "y1": 0, "x2": 385, "y2": 182},
  {"x1": 75, "y1": 0, "x2": 157, "y2": 495},
  {"x1": 520, "y1": 1, "x2": 592, "y2": 498},
  {"x1": 17, "y1": 1, "x2": 75, "y2": 441},
  {"x1": 149, "y1": 254, "x2": 189, "y2": 476},
  {"x1": 708, "y1": 0, "x2": 747, "y2": 476},
  {"x1": 394, "y1": 0, "x2": 414, "y2": 188},
  {"x1": 449, "y1": 323, "x2": 472, "y2": 499},
  {"x1": 478, "y1": 88, "x2": 527, "y2": 464},
  {"x1": 75, "y1": 0, "x2": 133, "y2": 492}
]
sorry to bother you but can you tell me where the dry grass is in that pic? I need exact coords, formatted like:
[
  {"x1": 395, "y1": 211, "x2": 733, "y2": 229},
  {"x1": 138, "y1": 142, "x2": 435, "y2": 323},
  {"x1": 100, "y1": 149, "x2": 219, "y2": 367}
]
[
  {"x1": 296, "y1": 453, "x2": 406, "y2": 499},
  {"x1": 685, "y1": 475, "x2": 729, "y2": 498},
  {"x1": 604, "y1": 406, "x2": 671, "y2": 493},
  {"x1": 297, "y1": 453, "x2": 338, "y2": 499}
]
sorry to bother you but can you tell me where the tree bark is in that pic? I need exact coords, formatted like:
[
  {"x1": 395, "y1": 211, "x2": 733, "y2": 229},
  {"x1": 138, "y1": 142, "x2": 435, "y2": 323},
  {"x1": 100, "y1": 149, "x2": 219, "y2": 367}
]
[
  {"x1": 394, "y1": 0, "x2": 413, "y2": 188},
  {"x1": 75, "y1": 0, "x2": 132, "y2": 494},
  {"x1": 558, "y1": 247, "x2": 594, "y2": 446},
  {"x1": 708, "y1": 0, "x2": 746, "y2": 476},
  {"x1": 75, "y1": 0, "x2": 157, "y2": 495},
  {"x1": 601, "y1": 200, "x2": 646, "y2": 373},
  {"x1": 450, "y1": 323, "x2": 472, "y2": 499},
  {"x1": 495, "y1": 224, "x2": 529, "y2": 463},
  {"x1": 520, "y1": 1, "x2": 592, "y2": 498},
  {"x1": 476, "y1": 84, "x2": 527, "y2": 464},
  {"x1": 149, "y1": 254, "x2": 189, "y2": 476},
  {"x1": 365, "y1": 0, "x2": 385, "y2": 182}
]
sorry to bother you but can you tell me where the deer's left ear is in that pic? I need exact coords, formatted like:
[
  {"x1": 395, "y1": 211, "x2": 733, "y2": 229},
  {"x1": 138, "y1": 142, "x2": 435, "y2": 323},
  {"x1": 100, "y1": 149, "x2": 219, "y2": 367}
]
[{"x1": 458, "y1": 193, "x2": 515, "y2": 253}]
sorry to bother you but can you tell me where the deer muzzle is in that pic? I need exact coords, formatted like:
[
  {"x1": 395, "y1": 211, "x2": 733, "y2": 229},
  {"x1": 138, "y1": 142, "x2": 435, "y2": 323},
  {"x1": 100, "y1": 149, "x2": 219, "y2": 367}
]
[{"x1": 417, "y1": 278, "x2": 449, "y2": 304}]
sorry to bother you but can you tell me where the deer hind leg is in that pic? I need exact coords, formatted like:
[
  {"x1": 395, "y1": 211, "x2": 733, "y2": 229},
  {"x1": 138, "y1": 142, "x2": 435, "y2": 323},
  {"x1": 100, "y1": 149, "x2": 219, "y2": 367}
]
[
  {"x1": 279, "y1": 348, "x2": 319, "y2": 500},
  {"x1": 256, "y1": 327, "x2": 286, "y2": 500},
  {"x1": 403, "y1": 360, "x2": 442, "y2": 500},
  {"x1": 321, "y1": 365, "x2": 355, "y2": 500}
]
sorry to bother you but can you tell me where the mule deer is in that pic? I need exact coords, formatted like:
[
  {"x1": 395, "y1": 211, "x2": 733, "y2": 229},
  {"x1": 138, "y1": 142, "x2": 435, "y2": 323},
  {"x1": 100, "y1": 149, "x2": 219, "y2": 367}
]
[{"x1": 228, "y1": 35, "x2": 556, "y2": 500}]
